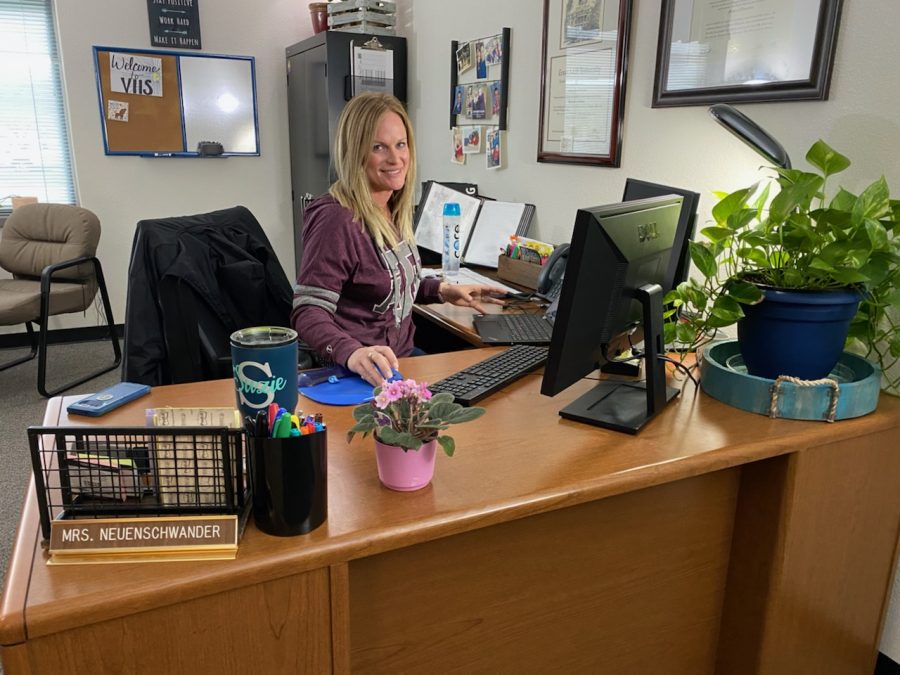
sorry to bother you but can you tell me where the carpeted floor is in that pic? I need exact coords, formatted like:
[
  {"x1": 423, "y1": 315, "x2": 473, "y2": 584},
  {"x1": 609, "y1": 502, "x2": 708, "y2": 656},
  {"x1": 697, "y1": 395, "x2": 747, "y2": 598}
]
[{"x1": 0, "y1": 340, "x2": 121, "y2": 591}]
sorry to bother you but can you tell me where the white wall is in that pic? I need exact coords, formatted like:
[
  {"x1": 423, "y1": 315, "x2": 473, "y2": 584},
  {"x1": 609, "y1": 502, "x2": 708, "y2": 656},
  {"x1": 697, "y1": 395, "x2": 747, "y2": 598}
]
[
  {"x1": 406, "y1": 0, "x2": 900, "y2": 247},
  {"x1": 402, "y1": 0, "x2": 900, "y2": 661},
  {"x1": 19, "y1": 0, "x2": 317, "y2": 335}
]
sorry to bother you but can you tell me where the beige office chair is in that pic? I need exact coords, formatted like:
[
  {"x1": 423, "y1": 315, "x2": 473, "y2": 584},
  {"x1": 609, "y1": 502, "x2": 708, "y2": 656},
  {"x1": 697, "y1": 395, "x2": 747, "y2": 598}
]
[{"x1": 0, "y1": 203, "x2": 120, "y2": 396}]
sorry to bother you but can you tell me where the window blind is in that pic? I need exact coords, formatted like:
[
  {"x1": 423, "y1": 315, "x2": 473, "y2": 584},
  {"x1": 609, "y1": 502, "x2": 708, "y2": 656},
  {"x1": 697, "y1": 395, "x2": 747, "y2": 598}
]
[{"x1": 0, "y1": 0, "x2": 75, "y2": 211}]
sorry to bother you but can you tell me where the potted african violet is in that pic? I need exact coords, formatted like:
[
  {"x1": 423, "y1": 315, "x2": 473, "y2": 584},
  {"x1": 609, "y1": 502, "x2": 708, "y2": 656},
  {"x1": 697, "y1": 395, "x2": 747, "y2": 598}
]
[{"x1": 347, "y1": 378, "x2": 485, "y2": 491}]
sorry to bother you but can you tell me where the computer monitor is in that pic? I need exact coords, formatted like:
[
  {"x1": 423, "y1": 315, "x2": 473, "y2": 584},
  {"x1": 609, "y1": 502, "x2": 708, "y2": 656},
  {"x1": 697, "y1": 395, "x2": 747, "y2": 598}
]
[
  {"x1": 622, "y1": 178, "x2": 699, "y2": 291},
  {"x1": 540, "y1": 194, "x2": 684, "y2": 434}
]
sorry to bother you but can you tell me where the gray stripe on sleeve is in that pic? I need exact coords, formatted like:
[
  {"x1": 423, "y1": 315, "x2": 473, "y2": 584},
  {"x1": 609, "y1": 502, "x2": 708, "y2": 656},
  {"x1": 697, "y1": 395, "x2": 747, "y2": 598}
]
[{"x1": 293, "y1": 284, "x2": 340, "y2": 314}]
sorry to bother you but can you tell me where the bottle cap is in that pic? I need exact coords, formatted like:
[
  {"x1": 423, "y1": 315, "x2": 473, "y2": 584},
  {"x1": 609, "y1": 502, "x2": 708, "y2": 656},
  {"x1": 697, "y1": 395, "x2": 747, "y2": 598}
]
[{"x1": 442, "y1": 202, "x2": 461, "y2": 217}]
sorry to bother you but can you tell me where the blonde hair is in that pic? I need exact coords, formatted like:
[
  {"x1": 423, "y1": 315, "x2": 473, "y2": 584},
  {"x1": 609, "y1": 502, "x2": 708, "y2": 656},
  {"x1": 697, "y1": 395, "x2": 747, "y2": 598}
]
[{"x1": 329, "y1": 93, "x2": 417, "y2": 249}]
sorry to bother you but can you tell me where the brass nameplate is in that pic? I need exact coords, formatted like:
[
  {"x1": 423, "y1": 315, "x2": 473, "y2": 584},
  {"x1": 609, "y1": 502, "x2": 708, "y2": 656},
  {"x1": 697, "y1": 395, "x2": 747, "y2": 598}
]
[{"x1": 48, "y1": 515, "x2": 238, "y2": 564}]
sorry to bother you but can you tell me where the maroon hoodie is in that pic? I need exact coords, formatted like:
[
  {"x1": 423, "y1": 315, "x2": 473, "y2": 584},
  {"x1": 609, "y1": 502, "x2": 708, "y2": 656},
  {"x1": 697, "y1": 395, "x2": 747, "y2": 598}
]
[{"x1": 291, "y1": 195, "x2": 442, "y2": 366}]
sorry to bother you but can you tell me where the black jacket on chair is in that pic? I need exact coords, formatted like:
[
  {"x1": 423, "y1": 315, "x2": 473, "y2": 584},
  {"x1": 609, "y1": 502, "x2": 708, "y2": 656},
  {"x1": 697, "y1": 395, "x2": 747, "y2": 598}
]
[{"x1": 123, "y1": 206, "x2": 293, "y2": 386}]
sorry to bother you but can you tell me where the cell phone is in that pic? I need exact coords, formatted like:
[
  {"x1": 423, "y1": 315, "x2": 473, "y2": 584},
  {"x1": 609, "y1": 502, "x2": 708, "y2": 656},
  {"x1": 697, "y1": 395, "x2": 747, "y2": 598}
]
[{"x1": 66, "y1": 382, "x2": 151, "y2": 417}]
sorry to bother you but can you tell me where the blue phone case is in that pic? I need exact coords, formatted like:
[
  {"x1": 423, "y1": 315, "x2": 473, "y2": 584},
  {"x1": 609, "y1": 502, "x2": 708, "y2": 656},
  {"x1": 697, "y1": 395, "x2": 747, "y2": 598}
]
[{"x1": 66, "y1": 382, "x2": 151, "y2": 417}]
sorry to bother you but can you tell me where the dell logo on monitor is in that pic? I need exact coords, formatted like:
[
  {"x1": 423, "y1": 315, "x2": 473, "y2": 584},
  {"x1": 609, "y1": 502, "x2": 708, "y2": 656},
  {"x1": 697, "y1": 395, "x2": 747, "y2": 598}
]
[{"x1": 638, "y1": 222, "x2": 659, "y2": 242}]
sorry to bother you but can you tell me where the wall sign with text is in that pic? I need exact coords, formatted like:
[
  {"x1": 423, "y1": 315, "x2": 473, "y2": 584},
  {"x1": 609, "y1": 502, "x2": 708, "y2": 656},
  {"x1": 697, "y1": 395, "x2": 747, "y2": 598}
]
[{"x1": 147, "y1": 0, "x2": 202, "y2": 50}]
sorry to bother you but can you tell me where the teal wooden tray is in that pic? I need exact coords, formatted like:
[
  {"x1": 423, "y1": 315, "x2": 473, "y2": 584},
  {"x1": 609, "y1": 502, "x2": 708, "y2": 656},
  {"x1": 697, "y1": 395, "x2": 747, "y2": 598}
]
[{"x1": 700, "y1": 340, "x2": 881, "y2": 421}]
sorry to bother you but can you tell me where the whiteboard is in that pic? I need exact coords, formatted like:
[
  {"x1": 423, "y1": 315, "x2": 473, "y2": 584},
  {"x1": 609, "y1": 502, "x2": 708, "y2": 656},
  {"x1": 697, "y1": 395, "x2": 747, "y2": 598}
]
[{"x1": 181, "y1": 56, "x2": 257, "y2": 154}]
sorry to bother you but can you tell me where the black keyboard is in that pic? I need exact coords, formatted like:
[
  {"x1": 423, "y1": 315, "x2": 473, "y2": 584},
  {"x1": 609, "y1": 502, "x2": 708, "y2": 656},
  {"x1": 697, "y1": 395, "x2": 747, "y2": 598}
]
[
  {"x1": 497, "y1": 314, "x2": 553, "y2": 342},
  {"x1": 429, "y1": 344, "x2": 548, "y2": 406}
]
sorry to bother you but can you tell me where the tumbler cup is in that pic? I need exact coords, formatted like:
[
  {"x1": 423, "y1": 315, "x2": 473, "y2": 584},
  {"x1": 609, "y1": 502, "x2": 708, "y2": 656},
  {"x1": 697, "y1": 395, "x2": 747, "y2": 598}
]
[{"x1": 230, "y1": 326, "x2": 298, "y2": 420}]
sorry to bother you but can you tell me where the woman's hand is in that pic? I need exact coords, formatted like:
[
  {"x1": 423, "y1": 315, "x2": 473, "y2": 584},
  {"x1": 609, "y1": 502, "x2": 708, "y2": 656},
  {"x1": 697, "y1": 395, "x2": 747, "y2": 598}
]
[
  {"x1": 439, "y1": 282, "x2": 509, "y2": 314},
  {"x1": 347, "y1": 345, "x2": 400, "y2": 386}
]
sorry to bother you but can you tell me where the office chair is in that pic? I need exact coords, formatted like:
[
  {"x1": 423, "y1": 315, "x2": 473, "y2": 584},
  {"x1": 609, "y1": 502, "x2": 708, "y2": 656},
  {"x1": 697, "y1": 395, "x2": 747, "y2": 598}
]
[
  {"x1": 122, "y1": 205, "x2": 295, "y2": 386},
  {"x1": 0, "y1": 203, "x2": 121, "y2": 397}
]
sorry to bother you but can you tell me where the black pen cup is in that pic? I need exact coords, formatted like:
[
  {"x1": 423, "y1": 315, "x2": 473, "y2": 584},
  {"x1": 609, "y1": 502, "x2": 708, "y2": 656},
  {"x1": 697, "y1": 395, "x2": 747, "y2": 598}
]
[{"x1": 248, "y1": 432, "x2": 327, "y2": 536}]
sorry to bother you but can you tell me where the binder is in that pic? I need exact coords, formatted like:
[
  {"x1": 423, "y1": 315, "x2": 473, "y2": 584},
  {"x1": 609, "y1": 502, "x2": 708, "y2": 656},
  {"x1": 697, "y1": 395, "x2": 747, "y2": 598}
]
[{"x1": 414, "y1": 180, "x2": 534, "y2": 269}]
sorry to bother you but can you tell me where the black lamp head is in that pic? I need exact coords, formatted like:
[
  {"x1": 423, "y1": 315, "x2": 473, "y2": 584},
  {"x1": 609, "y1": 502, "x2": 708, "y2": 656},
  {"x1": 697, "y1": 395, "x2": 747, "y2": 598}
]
[{"x1": 708, "y1": 103, "x2": 792, "y2": 170}]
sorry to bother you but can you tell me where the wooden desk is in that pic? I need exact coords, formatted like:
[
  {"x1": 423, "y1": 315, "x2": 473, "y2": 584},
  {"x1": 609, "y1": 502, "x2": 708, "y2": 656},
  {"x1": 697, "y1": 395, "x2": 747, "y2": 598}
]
[{"x1": 2, "y1": 350, "x2": 900, "y2": 673}]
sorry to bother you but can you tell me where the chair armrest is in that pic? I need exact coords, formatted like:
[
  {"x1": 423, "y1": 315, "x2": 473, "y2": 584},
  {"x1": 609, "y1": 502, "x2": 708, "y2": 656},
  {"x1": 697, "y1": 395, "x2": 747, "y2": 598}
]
[{"x1": 39, "y1": 255, "x2": 101, "y2": 296}]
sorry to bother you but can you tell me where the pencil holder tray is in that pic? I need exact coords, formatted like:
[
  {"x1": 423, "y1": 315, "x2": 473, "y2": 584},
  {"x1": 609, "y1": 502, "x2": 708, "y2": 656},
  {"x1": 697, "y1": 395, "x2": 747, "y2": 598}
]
[
  {"x1": 27, "y1": 426, "x2": 250, "y2": 542},
  {"x1": 248, "y1": 432, "x2": 328, "y2": 537},
  {"x1": 497, "y1": 255, "x2": 542, "y2": 290}
]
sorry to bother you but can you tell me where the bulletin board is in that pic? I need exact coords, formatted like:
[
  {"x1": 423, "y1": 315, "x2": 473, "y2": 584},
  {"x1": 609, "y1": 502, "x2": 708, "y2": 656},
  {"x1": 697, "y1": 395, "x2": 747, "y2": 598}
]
[{"x1": 93, "y1": 46, "x2": 260, "y2": 157}]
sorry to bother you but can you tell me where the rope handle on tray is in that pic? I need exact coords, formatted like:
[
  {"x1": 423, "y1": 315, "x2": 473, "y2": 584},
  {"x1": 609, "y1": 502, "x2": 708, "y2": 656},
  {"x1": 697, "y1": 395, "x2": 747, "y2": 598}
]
[{"x1": 768, "y1": 375, "x2": 841, "y2": 422}]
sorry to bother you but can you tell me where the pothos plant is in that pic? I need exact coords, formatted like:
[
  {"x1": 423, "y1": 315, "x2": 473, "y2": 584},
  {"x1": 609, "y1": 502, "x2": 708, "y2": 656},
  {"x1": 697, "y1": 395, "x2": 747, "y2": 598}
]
[
  {"x1": 663, "y1": 139, "x2": 900, "y2": 392},
  {"x1": 347, "y1": 378, "x2": 486, "y2": 456}
]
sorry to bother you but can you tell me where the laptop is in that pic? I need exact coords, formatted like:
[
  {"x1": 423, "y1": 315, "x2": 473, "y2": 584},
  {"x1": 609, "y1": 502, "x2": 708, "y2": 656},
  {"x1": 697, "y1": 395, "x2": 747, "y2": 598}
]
[{"x1": 473, "y1": 298, "x2": 559, "y2": 345}]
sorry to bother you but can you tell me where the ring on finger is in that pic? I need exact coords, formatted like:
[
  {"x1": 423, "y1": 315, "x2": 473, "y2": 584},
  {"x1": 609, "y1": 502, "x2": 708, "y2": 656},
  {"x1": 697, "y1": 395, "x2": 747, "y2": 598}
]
[{"x1": 367, "y1": 351, "x2": 377, "y2": 361}]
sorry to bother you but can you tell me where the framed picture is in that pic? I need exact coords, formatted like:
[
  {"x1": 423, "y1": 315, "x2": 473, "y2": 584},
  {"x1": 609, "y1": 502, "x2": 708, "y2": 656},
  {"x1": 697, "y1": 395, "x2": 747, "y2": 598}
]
[
  {"x1": 652, "y1": 0, "x2": 843, "y2": 107},
  {"x1": 537, "y1": 0, "x2": 633, "y2": 167}
]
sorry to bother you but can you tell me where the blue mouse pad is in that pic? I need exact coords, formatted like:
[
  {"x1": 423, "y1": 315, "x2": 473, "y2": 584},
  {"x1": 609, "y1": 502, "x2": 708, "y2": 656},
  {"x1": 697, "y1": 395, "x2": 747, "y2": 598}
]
[{"x1": 298, "y1": 369, "x2": 402, "y2": 406}]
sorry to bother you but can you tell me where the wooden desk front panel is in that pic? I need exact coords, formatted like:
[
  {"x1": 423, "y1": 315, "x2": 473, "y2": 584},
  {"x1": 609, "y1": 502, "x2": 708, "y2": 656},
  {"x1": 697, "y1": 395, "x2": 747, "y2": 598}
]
[
  {"x1": 16, "y1": 568, "x2": 332, "y2": 674},
  {"x1": 349, "y1": 470, "x2": 739, "y2": 673}
]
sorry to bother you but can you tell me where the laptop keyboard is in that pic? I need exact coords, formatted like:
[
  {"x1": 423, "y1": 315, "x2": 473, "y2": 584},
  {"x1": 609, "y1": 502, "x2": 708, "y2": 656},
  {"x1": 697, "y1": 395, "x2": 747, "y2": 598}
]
[
  {"x1": 497, "y1": 314, "x2": 553, "y2": 342},
  {"x1": 429, "y1": 344, "x2": 549, "y2": 406}
]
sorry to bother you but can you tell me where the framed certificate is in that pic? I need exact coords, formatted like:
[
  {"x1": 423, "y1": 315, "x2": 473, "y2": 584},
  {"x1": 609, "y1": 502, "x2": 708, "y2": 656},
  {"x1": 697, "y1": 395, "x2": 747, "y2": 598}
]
[
  {"x1": 652, "y1": 0, "x2": 843, "y2": 107},
  {"x1": 537, "y1": 0, "x2": 633, "y2": 167}
]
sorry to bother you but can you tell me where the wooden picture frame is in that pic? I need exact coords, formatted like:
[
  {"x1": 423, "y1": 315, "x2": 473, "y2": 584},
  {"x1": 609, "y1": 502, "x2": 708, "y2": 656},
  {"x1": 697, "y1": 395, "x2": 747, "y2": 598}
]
[
  {"x1": 537, "y1": 0, "x2": 633, "y2": 167},
  {"x1": 652, "y1": 0, "x2": 843, "y2": 107}
]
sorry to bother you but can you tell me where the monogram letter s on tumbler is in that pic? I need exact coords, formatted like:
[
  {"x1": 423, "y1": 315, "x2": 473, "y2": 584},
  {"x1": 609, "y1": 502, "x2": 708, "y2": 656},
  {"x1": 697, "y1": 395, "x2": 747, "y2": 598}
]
[{"x1": 230, "y1": 326, "x2": 299, "y2": 418}]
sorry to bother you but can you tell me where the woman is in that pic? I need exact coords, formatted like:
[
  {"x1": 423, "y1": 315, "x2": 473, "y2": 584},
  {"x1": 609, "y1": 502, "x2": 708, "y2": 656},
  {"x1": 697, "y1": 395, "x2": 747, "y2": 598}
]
[{"x1": 292, "y1": 93, "x2": 506, "y2": 385}]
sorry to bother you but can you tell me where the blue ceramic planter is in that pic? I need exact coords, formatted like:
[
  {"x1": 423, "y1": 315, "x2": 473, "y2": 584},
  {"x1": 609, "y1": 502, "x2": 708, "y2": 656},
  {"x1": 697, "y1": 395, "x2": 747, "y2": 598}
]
[{"x1": 737, "y1": 287, "x2": 861, "y2": 381}]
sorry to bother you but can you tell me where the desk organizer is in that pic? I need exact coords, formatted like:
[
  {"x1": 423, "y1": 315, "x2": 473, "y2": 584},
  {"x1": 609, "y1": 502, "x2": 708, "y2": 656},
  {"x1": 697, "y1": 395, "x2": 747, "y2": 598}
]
[
  {"x1": 699, "y1": 340, "x2": 880, "y2": 421},
  {"x1": 27, "y1": 426, "x2": 250, "y2": 541},
  {"x1": 497, "y1": 254, "x2": 542, "y2": 290}
]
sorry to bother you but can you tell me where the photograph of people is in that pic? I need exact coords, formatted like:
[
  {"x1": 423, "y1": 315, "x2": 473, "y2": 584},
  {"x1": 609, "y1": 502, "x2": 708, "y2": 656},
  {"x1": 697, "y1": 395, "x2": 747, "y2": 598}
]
[
  {"x1": 292, "y1": 93, "x2": 505, "y2": 385},
  {"x1": 462, "y1": 125, "x2": 482, "y2": 153},
  {"x1": 456, "y1": 42, "x2": 473, "y2": 75},
  {"x1": 475, "y1": 40, "x2": 487, "y2": 79},
  {"x1": 451, "y1": 126, "x2": 465, "y2": 164},
  {"x1": 452, "y1": 85, "x2": 464, "y2": 115},
  {"x1": 470, "y1": 84, "x2": 486, "y2": 120},
  {"x1": 487, "y1": 129, "x2": 501, "y2": 169},
  {"x1": 490, "y1": 81, "x2": 502, "y2": 116}
]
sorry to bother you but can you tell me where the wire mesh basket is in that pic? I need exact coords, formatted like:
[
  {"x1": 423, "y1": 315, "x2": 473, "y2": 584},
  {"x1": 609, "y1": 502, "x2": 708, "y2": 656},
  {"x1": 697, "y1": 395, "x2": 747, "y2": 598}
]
[{"x1": 28, "y1": 426, "x2": 250, "y2": 541}]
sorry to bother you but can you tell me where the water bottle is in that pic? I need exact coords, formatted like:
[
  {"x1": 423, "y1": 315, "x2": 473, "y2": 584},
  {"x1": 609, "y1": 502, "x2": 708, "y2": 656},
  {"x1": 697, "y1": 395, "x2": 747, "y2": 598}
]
[{"x1": 442, "y1": 202, "x2": 461, "y2": 278}]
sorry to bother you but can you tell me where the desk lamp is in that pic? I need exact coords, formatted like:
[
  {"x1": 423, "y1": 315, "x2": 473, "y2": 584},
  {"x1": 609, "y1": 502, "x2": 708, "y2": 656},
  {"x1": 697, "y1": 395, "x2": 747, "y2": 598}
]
[{"x1": 708, "y1": 103, "x2": 792, "y2": 169}]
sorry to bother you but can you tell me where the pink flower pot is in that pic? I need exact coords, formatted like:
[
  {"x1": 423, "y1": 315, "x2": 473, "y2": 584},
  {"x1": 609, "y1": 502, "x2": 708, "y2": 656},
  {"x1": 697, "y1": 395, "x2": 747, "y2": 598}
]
[{"x1": 374, "y1": 439, "x2": 437, "y2": 491}]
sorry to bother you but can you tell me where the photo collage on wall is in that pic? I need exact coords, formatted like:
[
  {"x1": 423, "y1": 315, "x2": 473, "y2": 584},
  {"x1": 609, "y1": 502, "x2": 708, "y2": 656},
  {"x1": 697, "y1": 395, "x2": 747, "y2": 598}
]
[{"x1": 452, "y1": 32, "x2": 504, "y2": 169}]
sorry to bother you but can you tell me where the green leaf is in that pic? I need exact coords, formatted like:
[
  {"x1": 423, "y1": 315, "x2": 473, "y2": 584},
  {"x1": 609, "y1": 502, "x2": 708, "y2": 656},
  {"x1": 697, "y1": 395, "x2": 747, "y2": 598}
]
[
  {"x1": 769, "y1": 174, "x2": 823, "y2": 222},
  {"x1": 829, "y1": 188, "x2": 857, "y2": 212},
  {"x1": 348, "y1": 416, "x2": 375, "y2": 433},
  {"x1": 428, "y1": 401, "x2": 459, "y2": 420},
  {"x1": 726, "y1": 280, "x2": 764, "y2": 304},
  {"x1": 689, "y1": 241, "x2": 718, "y2": 279},
  {"x1": 710, "y1": 294, "x2": 744, "y2": 324},
  {"x1": 864, "y1": 218, "x2": 889, "y2": 249},
  {"x1": 699, "y1": 226, "x2": 733, "y2": 243},
  {"x1": 446, "y1": 407, "x2": 487, "y2": 424},
  {"x1": 377, "y1": 427, "x2": 422, "y2": 450},
  {"x1": 854, "y1": 177, "x2": 891, "y2": 221},
  {"x1": 806, "y1": 139, "x2": 850, "y2": 177},
  {"x1": 352, "y1": 404, "x2": 375, "y2": 421},
  {"x1": 437, "y1": 435, "x2": 456, "y2": 457},
  {"x1": 675, "y1": 322, "x2": 697, "y2": 345},
  {"x1": 712, "y1": 186, "x2": 753, "y2": 226},
  {"x1": 429, "y1": 392, "x2": 455, "y2": 406}
]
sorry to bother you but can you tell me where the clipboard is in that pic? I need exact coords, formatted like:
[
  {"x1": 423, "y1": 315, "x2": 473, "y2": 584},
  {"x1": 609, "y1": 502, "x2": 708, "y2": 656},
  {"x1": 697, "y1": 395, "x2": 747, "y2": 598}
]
[
  {"x1": 413, "y1": 180, "x2": 535, "y2": 269},
  {"x1": 350, "y1": 36, "x2": 394, "y2": 97}
]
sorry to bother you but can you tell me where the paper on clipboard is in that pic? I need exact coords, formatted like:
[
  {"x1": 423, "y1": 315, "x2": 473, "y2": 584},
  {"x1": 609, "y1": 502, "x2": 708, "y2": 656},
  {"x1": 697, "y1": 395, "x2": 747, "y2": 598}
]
[
  {"x1": 414, "y1": 182, "x2": 481, "y2": 254},
  {"x1": 462, "y1": 201, "x2": 533, "y2": 268},
  {"x1": 351, "y1": 41, "x2": 394, "y2": 95}
]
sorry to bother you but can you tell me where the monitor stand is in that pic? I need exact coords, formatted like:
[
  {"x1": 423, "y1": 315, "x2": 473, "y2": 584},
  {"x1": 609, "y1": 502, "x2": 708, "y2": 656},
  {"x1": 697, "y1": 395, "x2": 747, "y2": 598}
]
[{"x1": 558, "y1": 284, "x2": 679, "y2": 434}]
